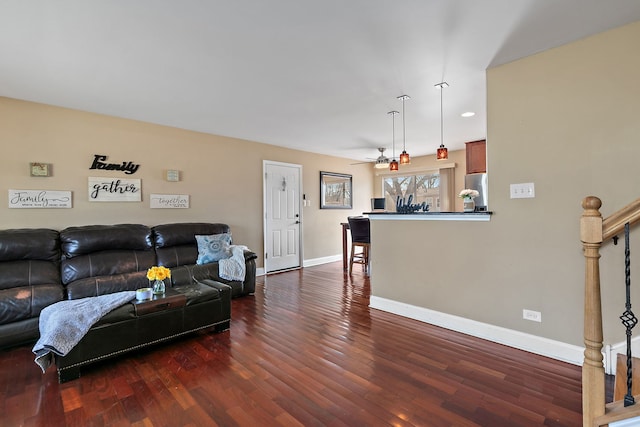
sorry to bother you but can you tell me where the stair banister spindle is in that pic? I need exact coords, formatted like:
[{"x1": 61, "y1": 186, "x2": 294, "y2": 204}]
[{"x1": 621, "y1": 222, "x2": 637, "y2": 407}]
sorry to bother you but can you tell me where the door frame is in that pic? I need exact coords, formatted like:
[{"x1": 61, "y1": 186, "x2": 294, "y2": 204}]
[{"x1": 262, "y1": 160, "x2": 304, "y2": 274}]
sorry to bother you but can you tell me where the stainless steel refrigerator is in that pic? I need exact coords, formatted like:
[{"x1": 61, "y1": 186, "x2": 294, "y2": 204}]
[{"x1": 464, "y1": 173, "x2": 488, "y2": 211}]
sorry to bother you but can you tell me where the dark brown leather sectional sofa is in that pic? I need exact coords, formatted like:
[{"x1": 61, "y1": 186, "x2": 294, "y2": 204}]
[{"x1": 0, "y1": 222, "x2": 257, "y2": 381}]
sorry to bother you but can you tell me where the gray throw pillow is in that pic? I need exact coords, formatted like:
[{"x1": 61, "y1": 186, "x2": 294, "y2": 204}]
[{"x1": 195, "y1": 233, "x2": 232, "y2": 264}]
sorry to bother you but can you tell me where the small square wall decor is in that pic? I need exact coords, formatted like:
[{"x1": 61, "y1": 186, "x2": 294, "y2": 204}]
[{"x1": 30, "y1": 163, "x2": 51, "y2": 177}]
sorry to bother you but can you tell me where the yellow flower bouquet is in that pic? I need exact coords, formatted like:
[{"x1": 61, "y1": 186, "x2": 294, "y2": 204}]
[
  {"x1": 147, "y1": 266, "x2": 171, "y2": 281},
  {"x1": 147, "y1": 266, "x2": 171, "y2": 294}
]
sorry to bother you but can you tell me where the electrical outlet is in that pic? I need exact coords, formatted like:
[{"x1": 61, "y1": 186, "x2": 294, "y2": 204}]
[
  {"x1": 523, "y1": 309, "x2": 542, "y2": 322},
  {"x1": 510, "y1": 182, "x2": 535, "y2": 199}
]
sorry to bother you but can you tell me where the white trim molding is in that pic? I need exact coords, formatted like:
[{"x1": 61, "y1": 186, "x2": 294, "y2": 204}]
[
  {"x1": 605, "y1": 336, "x2": 640, "y2": 375},
  {"x1": 304, "y1": 254, "x2": 342, "y2": 268},
  {"x1": 369, "y1": 296, "x2": 585, "y2": 367}
]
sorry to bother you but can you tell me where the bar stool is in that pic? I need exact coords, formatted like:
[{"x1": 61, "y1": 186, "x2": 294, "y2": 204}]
[{"x1": 348, "y1": 216, "x2": 370, "y2": 275}]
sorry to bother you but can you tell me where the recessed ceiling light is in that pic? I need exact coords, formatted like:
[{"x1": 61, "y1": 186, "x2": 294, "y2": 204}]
[{"x1": 461, "y1": 112, "x2": 475, "y2": 117}]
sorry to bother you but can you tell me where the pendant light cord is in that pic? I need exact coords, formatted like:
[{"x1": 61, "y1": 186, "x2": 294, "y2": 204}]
[
  {"x1": 388, "y1": 110, "x2": 399, "y2": 158},
  {"x1": 440, "y1": 85, "x2": 443, "y2": 147},
  {"x1": 393, "y1": 112, "x2": 396, "y2": 158},
  {"x1": 402, "y1": 97, "x2": 406, "y2": 152}
]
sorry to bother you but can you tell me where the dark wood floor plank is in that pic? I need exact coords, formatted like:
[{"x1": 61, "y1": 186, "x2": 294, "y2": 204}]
[{"x1": 0, "y1": 262, "x2": 588, "y2": 426}]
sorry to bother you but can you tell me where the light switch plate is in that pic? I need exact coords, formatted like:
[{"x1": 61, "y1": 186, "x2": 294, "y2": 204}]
[{"x1": 510, "y1": 182, "x2": 535, "y2": 199}]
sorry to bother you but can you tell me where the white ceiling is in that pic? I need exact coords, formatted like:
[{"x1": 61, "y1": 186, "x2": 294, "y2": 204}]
[{"x1": 2, "y1": 1, "x2": 640, "y2": 163}]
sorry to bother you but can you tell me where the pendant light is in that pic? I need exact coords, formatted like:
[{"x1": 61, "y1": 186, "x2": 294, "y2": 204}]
[
  {"x1": 388, "y1": 110, "x2": 399, "y2": 171},
  {"x1": 435, "y1": 82, "x2": 449, "y2": 160},
  {"x1": 397, "y1": 95, "x2": 411, "y2": 165}
]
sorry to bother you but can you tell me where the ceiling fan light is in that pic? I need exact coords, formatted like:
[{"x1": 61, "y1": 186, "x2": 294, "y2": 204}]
[
  {"x1": 389, "y1": 159, "x2": 399, "y2": 171},
  {"x1": 399, "y1": 150, "x2": 410, "y2": 165},
  {"x1": 374, "y1": 159, "x2": 389, "y2": 169}
]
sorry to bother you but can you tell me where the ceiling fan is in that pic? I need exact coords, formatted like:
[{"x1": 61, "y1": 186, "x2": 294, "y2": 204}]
[{"x1": 351, "y1": 147, "x2": 390, "y2": 168}]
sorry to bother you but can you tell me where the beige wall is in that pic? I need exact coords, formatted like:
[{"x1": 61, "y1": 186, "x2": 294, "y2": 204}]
[
  {"x1": 0, "y1": 97, "x2": 374, "y2": 267},
  {"x1": 371, "y1": 20, "x2": 640, "y2": 347}
]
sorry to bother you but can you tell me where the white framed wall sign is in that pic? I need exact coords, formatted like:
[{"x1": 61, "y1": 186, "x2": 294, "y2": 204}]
[
  {"x1": 8, "y1": 189, "x2": 72, "y2": 208},
  {"x1": 88, "y1": 177, "x2": 141, "y2": 202},
  {"x1": 150, "y1": 194, "x2": 189, "y2": 209}
]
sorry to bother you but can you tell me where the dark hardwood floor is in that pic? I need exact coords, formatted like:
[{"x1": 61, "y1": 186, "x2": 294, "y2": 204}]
[{"x1": 1, "y1": 262, "x2": 587, "y2": 426}]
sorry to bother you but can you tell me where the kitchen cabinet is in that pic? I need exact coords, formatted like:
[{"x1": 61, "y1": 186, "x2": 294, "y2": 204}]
[{"x1": 465, "y1": 140, "x2": 486, "y2": 174}]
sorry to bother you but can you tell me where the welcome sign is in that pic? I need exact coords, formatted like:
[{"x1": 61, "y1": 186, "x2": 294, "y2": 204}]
[{"x1": 88, "y1": 177, "x2": 141, "y2": 202}]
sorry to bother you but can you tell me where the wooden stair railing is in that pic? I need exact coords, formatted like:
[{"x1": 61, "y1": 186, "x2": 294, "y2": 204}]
[{"x1": 582, "y1": 196, "x2": 640, "y2": 427}]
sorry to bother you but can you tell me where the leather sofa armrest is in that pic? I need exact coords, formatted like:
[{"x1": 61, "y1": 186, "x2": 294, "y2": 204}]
[
  {"x1": 244, "y1": 250, "x2": 258, "y2": 262},
  {"x1": 198, "y1": 279, "x2": 231, "y2": 292}
]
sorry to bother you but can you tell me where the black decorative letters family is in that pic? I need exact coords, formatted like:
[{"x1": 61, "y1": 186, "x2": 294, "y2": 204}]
[{"x1": 90, "y1": 154, "x2": 140, "y2": 175}]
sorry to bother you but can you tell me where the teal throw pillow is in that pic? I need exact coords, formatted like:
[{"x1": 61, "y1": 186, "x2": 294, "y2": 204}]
[{"x1": 195, "y1": 233, "x2": 232, "y2": 264}]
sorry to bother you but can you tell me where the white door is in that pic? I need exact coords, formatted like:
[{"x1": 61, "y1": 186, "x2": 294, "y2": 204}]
[{"x1": 264, "y1": 161, "x2": 302, "y2": 273}]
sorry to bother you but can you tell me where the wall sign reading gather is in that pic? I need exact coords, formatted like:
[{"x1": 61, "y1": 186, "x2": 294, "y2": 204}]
[
  {"x1": 89, "y1": 154, "x2": 140, "y2": 174},
  {"x1": 88, "y1": 177, "x2": 141, "y2": 202}
]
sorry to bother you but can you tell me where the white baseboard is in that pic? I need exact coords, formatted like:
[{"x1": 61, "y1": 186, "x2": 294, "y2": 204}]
[
  {"x1": 605, "y1": 337, "x2": 640, "y2": 375},
  {"x1": 303, "y1": 254, "x2": 342, "y2": 268},
  {"x1": 369, "y1": 296, "x2": 585, "y2": 367},
  {"x1": 257, "y1": 254, "x2": 341, "y2": 276}
]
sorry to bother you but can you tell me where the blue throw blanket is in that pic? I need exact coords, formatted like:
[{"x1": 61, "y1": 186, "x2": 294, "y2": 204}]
[
  {"x1": 219, "y1": 245, "x2": 248, "y2": 281},
  {"x1": 32, "y1": 291, "x2": 136, "y2": 372}
]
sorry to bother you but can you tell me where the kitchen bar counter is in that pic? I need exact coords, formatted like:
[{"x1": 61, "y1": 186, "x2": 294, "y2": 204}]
[
  {"x1": 342, "y1": 211, "x2": 493, "y2": 269},
  {"x1": 365, "y1": 211, "x2": 493, "y2": 221}
]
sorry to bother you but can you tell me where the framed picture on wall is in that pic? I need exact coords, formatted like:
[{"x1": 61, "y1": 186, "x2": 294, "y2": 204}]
[{"x1": 320, "y1": 171, "x2": 352, "y2": 209}]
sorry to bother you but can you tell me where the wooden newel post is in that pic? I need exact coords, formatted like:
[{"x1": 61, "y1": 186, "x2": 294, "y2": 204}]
[{"x1": 581, "y1": 196, "x2": 605, "y2": 426}]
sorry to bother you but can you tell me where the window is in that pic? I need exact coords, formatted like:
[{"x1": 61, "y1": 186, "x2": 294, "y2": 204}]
[{"x1": 383, "y1": 171, "x2": 441, "y2": 212}]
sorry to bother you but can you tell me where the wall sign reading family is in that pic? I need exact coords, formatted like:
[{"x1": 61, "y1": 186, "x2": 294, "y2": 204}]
[
  {"x1": 150, "y1": 194, "x2": 189, "y2": 209},
  {"x1": 89, "y1": 154, "x2": 140, "y2": 174},
  {"x1": 88, "y1": 177, "x2": 141, "y2": 202},
  {"x1": 8, "y1": 189, "x2": 72, "y2": 208}
]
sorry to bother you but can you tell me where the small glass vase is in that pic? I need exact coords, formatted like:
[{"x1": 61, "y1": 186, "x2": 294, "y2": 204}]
[
  {"x1": 463, "y1": 197, "x2": 476, "y2": 213},
  {"x1": 152, "y1": 279, "x2": 165, "y2": 295}
]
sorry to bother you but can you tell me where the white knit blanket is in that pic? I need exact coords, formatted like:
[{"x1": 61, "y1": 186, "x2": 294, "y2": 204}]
[
  {"x1": 219, "y1": 245, "x2": 248, "y2": 281},
  {"x1": 32, "y1": 291, "x2": 136, "y2": 373}
]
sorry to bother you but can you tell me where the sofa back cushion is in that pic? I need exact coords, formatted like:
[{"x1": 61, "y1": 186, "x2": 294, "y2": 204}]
[
  {"x1": 0, "y1": 228, "x2": 61, "y2": 290},
  {"x1": 153, "y1": 223, "x2": 230, "y2": 267},
  {"x1": 60, "y1": 224, "x2": 155, "y2": 298},
  {"x1": 60, "y1": 224, "x2": 153, "y2": 257},
  {"x1": 0, "y1": 228, "x2": 60, "y2": 263}
]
